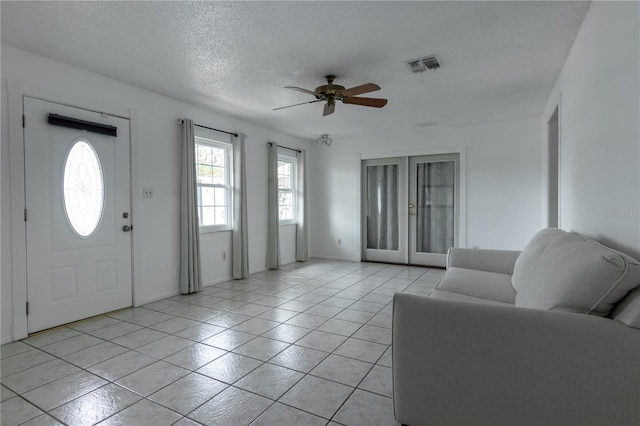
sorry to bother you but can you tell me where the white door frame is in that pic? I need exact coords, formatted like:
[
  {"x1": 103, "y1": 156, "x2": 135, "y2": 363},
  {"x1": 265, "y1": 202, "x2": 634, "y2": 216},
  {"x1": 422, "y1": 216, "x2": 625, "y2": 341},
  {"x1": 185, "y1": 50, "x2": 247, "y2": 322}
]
[
  {"x1": 355, "y1": 146, "x2": 467, "y2": 263},
  {"x1": 7, "y1": 79, "x2": 142, "y2": 341},
  {"x1": 542, "y1": 91, "x2": 562, "y2": 229}
]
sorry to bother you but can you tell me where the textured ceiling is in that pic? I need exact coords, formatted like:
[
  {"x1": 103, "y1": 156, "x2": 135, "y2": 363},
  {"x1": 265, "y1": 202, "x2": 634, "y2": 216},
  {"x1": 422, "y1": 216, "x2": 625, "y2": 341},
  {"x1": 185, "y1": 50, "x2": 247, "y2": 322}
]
[{"x1": 1, "y1": 1, "x2": 590, "y2": 140}]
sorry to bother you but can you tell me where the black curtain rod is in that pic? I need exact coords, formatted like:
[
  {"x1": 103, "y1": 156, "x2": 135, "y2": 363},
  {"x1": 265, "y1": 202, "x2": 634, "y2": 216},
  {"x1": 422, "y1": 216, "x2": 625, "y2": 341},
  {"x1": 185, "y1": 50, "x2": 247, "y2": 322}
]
[
  {"x1": 268, "y1": 142, "x2": 302, "y2": 153},
  {"x1": 195, "y1": 123, "x2": 238, "y2": 138},
  {"x1": 178, "y1": 119, "x2": 238, "y2": 138},
  {"x1": 49, "y1": 113, "x2": 118, "y2": 137}
]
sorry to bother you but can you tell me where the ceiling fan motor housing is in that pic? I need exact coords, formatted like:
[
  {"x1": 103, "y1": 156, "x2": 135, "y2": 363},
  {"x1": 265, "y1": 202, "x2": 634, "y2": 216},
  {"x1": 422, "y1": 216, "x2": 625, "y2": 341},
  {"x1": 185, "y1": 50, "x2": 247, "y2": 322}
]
[{"x1": 315, "y1": 76, "x2": 346, "y2": 99}]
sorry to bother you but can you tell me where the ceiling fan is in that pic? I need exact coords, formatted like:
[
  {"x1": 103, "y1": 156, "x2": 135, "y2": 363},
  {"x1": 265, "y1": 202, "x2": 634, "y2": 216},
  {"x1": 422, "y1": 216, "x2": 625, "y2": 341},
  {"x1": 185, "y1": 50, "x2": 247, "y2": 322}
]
[{"x1": 273, "y1": 75, "x2": 388, "y2": 116}]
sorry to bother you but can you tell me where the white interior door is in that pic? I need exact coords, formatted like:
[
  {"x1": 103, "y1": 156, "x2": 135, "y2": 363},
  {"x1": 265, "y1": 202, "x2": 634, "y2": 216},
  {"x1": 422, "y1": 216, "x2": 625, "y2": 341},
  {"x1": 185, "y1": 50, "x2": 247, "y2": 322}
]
[
  {"x1": 361, "y1": 158, "x2": 407, "y2": 263},
  {"x1": 409, "y1": 154, "x2": 459, "y2": 267},
  {"x1": 24, "y1": 97, "x2": 132, "y2": 333}
]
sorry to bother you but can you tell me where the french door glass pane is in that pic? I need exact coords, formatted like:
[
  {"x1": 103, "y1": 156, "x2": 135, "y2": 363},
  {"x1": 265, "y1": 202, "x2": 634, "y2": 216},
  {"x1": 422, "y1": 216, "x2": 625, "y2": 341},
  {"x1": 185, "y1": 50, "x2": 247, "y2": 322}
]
[
  {"x1": 366, "y1": 164, "x2": 399, "y2": 250},
  {"x1": 416, "y1": 161, "x2": 455, "y2": 254}
]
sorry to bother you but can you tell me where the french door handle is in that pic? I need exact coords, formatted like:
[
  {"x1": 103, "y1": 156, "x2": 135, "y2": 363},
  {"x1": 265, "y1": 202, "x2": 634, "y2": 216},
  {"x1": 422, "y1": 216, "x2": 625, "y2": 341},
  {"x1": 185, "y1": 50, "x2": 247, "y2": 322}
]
[{"x1": 122, "y1": 225, "x2": 132, "y2": 232}]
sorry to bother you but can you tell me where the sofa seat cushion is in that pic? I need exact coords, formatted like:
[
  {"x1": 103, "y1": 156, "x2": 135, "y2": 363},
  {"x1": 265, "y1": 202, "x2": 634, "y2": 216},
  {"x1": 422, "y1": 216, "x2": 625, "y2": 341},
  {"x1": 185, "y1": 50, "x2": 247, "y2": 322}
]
[
  {"x1": 514, "y1": 231, "x2": 640, "y2": 317},
  {"x1": 428, "y1": 289, "x2": 514, "y2": 307},
  {"x1": 433, "y1": 267, "x2": 517, "y2": 304}
]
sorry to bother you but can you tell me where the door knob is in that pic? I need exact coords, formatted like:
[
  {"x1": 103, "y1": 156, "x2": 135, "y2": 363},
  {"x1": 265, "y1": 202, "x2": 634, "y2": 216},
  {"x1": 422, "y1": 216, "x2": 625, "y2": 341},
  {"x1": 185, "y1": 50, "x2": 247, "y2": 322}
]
[
  {"x1": 409, "y1": 203, "x2": 415, "y2": 208},
  {"x1": 122, "y1": 225, "x2": 132, "y2": 232}
]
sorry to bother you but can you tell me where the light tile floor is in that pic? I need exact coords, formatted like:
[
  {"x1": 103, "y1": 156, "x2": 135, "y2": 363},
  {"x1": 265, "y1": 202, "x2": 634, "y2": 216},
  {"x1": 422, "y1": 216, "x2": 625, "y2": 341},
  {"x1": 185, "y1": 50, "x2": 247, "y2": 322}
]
[{"x1": 1, "y1": 260, "x2": 442, "y2": 426}]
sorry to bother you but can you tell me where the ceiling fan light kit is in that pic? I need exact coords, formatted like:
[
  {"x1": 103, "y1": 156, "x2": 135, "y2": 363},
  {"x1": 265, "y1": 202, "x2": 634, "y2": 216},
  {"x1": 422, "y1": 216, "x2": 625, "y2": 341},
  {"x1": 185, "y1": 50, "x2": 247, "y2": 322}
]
[
  {"x1": 274, "y1": 75, "x2": 388, "y2": 116},
  {"x1": 314, "y1": 134, "x2": 332, "y2": 147}
]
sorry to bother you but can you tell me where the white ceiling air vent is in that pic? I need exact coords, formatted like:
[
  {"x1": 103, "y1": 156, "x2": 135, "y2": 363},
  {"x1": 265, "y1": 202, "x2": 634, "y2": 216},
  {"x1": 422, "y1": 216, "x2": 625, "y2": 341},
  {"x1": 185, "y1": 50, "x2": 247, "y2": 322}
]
[
  {"x1": 405, "y1": 55, "x2": 440, "y2": 73},
  {"x1": 405, "y1": 59, "x2": 425, "y2": 73}
]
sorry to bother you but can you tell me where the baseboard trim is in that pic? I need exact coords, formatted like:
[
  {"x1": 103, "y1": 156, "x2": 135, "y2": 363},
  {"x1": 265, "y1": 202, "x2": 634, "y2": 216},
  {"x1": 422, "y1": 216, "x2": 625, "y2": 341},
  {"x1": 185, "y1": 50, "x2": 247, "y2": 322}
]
[
  {"x1": 202, "y1": 276, "x2": 233, "y2": 287},
  {"x1": 138, "y1": 290, "x2": 181, "y2": 307},
  {"x1": 310, "y1": 255, "x2": 361, "y2": 262}
]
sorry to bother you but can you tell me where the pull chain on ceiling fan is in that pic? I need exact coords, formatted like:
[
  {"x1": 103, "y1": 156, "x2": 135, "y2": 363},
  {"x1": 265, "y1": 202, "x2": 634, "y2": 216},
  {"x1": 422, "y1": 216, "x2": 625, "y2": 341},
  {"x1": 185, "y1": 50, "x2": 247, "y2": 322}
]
[{"x1": 273, "y1": 75, "x2": 388, "y2": 116}]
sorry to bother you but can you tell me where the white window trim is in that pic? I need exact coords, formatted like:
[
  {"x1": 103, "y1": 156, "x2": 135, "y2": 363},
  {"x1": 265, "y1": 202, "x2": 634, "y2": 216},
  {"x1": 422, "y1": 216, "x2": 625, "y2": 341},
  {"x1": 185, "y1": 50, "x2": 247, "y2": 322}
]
[
  {"x1": 278, "y1": 154, "x2": 297, "y2": 225},
  {"x1": 196, "y1": 136, "x2": 233, "y2": 233}
]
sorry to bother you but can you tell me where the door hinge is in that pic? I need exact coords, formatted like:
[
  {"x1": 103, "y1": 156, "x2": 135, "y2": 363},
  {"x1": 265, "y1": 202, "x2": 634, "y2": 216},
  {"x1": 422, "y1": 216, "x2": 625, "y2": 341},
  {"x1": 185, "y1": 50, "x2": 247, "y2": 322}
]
[
  {"x1": 26, "y1": 302, "x2": 29, "y2": 316},
  {"x1": 24, "y1": 208, "x2": 28, "y2": 222},
  {"x1": 22, "y1": 114, "x2": 25, "y2": 128}
]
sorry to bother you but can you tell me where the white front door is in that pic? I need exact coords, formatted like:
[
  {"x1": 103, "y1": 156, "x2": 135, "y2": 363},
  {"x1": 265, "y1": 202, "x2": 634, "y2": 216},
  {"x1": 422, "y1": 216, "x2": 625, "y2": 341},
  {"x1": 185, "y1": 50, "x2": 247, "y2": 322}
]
[{"x1": 24, "y1": 97, "x2": 132, "y2": 333}]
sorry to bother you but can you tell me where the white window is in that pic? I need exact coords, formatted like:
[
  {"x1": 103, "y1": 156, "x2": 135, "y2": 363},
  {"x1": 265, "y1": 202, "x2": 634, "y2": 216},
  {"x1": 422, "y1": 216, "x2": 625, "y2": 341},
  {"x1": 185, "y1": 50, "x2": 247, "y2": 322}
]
[
  {"x1": 196, "y1": 137, "x2": 232, "y2": 231},
  {"x1": 278, "y1": 156, "x2": 297, "y2": 224}
]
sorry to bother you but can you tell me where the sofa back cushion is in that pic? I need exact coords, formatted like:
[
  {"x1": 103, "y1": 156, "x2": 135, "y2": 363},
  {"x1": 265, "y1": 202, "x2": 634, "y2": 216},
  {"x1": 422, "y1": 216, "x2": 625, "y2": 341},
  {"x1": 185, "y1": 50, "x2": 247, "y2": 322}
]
[
  {"x1": 512, "y1": 228, "x2": 567, "y2": 289},
  {"x1": 513, "y1": 229, "x2": 640, "y2": 320}
]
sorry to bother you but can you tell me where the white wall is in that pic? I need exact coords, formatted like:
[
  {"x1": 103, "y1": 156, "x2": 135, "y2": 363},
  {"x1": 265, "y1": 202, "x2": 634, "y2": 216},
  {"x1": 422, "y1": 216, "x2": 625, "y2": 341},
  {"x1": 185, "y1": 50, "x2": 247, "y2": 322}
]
[
  {"x1": 542, "y1": 2, "x2": 640, "y2": 259},
  {"x1": 308, "y1": 116, "x2": 543, "y2": 260},
  {"x1": 1, "y1": 45, "x2": 306, "y2": 342},
  {"x1": 280, "y1": 225, "x2": 298, "y2": 265}
]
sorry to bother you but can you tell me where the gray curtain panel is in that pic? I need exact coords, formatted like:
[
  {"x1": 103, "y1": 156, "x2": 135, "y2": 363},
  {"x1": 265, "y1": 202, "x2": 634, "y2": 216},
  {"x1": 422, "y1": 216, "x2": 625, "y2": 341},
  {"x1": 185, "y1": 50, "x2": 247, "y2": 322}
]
[
  {"x1": 232, "y1": 133, "x2": 250, "y2": 279},
  {"x1": 366, "y1": 164, "x2": 399, "y2": 250},
  {"x1": 416, "y1": 161, "x2": 455, "y2": 254},
  {"x1": 295, "y1": 149, "x2": 308, "y2": 262},
  {"x1": 179, "y1": 118, "x2": 202, "y2": 294},
  {"x1": 266, "y1": 142, "x2": 280, "y2": 269}
]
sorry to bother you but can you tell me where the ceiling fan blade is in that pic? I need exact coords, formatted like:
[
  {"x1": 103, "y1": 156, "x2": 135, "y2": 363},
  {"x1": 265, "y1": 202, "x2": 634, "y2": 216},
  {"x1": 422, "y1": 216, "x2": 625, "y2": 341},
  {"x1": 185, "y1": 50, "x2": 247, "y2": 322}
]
[
  {"x1": 342, "y1": 96, "x2": 388, "y2": 108},
  {"x1": 285, "y1": 86, "x2": 317, "y2": 96},
  {"x1": 339, "y1": 83, "x2": 381, "y2": 97},
  {"x1": 273, "y1": 99, "x2": 322, "y2": 111},
  {"x1": 323, "y1": 102, "x2": 335, "y2": 116}
]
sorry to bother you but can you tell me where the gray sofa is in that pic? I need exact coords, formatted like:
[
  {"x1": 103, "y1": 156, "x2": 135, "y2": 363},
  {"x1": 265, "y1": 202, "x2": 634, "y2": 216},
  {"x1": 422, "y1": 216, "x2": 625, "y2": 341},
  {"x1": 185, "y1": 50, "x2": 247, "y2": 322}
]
[{"x1": 392, "y1": 228, "x2": 640, "y2": 426}]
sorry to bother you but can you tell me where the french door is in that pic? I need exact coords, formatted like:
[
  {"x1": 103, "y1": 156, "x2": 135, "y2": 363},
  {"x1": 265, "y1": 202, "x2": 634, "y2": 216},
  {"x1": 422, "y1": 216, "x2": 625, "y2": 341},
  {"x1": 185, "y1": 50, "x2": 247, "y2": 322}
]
[
  {"x1": 408, "y1": 154, "x2": 459, "y2": 266},
  {"x1": 362, "y1": 154, "x2": 459, "y2": 267},
  {"x1": 361, "y1": 158, "x2": 407, "y2": 263},
  {"x1": 24, "y1": 97, "x2": 132, "y2": 333}
]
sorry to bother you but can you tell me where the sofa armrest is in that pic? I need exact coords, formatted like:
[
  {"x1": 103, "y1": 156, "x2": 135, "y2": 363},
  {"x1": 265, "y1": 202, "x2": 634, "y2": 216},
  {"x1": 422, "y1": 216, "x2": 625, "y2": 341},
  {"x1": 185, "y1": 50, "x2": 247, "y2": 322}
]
[
  {"x1": 446, "y1": 248, "x2": 520, "y2": 275},
  {"x1": 392, "y1": 293, "x2": 640, "y2": 426}
]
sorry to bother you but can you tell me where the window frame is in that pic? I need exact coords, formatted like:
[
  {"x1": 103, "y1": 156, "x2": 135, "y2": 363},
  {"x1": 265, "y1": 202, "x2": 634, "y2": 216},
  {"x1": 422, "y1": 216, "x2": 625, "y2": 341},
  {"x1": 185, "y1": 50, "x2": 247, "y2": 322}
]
[
  {"x1": 277, "y1": 154, "x2": 297, "y2": 225},
  {"x1": 195, "y1": 136, "x2": 233, "y2": 233}
]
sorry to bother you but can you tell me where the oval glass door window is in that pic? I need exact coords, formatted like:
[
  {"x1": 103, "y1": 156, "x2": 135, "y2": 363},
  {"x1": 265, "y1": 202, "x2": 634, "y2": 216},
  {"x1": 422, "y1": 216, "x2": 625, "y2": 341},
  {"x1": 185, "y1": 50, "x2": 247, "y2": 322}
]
[{"x1": 63, "y1": 140, "x2": 104, "y2": 237}]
